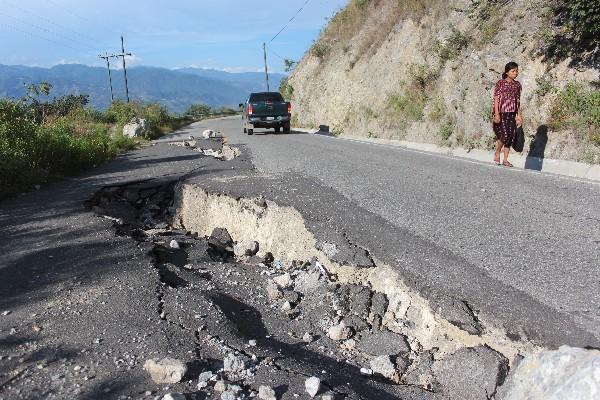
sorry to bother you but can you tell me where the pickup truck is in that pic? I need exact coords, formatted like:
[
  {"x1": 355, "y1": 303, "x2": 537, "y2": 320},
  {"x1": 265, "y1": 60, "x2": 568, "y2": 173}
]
[{"x1": 240, "y1": 92, "x2": 291, "y2": 135}]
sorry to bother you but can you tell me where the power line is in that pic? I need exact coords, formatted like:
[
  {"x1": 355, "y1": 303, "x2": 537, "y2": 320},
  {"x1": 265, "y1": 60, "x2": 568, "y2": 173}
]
[
  {"x1": 44, "y1": 0, "x2": 96, "y2": 26},
  {"x1": 269, "y1": 0, "x2": 311, "y2": 43},
  {"x1": 0, "y1": 20, "x2": 86, "y2": 53},
  {"x1": 3, "y1": 0, "x2": 99, "y2": 44},
  {"x1": 0, "y1": 11, "x2": 98, "y2": 51}
]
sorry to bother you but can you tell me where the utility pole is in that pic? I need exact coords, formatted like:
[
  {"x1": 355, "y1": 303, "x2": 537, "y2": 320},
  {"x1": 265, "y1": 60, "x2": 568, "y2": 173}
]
[
  {"x1": 263, "y1": 42, "x2": 270, "y2": 92},
  {"x1": 120, "y1": 36, "x2": 130, "y2": 102},
  {"x1": 98, "y1": 52, "x2": 114, "y2": 102},
  {"x1": 104, "y1": 37, "x2": 133, "y2": 102}
]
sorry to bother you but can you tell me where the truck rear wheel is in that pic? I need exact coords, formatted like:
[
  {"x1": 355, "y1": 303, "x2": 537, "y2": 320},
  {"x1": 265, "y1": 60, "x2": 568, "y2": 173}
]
[
  {"x1": 283, "y1": 122, "x2": 291, "y2": 133},
  {"x1": 243, "y1": 127, "x2": 247, "y2": 133},
  {"x1": 275, "y1": 126, "x2": 281, "y2": 133}
]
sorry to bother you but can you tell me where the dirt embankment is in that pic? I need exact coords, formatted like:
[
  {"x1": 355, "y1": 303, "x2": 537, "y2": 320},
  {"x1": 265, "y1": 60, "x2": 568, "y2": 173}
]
[{"x1": 287, "y1": 0, "x2": 599, "y2": 164}]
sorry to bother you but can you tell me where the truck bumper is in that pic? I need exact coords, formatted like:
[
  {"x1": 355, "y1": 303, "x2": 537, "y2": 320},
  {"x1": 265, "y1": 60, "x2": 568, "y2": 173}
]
[{"x1": 249, "y1": 115, "x2": 290, "y2": 127}]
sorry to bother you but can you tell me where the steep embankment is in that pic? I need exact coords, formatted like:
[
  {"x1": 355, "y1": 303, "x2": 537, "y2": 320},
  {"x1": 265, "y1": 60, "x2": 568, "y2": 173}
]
[{"x1": 287, "y1": 0, "x2": 599, "y2": 163}]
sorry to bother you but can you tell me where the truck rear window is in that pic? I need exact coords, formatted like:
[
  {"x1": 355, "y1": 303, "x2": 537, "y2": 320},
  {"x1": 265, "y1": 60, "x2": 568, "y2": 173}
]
[{"x1": 249, "y1": 92, "x2": 284, "y2": 102}]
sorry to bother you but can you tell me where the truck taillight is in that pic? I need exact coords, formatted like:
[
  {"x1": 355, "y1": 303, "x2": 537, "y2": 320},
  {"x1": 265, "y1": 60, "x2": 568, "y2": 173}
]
[
  {"x1": 287, "y1": 103, "x2": 292, "y2": 114},
  {"x1": 248, "y1": 104, "x2": 253, "y2": 115}
]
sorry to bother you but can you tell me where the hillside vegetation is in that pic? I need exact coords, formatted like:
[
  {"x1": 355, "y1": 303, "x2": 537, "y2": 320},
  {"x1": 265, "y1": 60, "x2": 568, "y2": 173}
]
[
  {"x1": 0, "y1": 83, "x2": 218, "y2": 199},
  {"x1": 288, "y1": 0, "x2": 600, "y2": 163}
]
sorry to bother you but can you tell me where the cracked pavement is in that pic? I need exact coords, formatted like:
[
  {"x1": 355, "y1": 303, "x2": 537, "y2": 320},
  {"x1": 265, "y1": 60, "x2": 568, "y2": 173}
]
[{"x1": 1, "y1": 117, "x2": 599, "y2": 399}]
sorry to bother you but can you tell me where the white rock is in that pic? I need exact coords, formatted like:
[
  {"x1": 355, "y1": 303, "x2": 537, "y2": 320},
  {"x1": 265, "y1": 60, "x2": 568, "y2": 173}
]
[
  {"x1": 223, "y1": 353, "x2": 246, "y2": 373},
  {"x1": 169, "y1": 240, "x2": 180, "y2": 249},
  {"x1": 162, "y1": 394, "x2": 185, "y2": 400},
  {"x1": 281, "y1": 301, "x2": 292, "y2": 311},
  {"x1": 197, "y1": 370, "x2": 214, "y2": 388},
  {"x1": 327, "y1": 321, "x2": 353, "y2": 341},
  {"x1": 360, "y1": 367, "x2": 373, "y2": 375},
  {"x1": 234, "y1": 240, "x2": 259, "y2": 257},
  {"x1": 123, "y1": 117, "x2": 148, "y2": 137},
  {"x1": 258, "y1": 385, "x2": 277, "y2": 400},
  {"x1": 305, "y1": 376, "x2": 321, "y2": 397},
  {"x1": 221, "y1": 390, "x2": 236, "y2": 400},
  {"x1": 214, "y1": 380, "x2": 228, "y2": 392},
  {"x1": 499, "y1": 346, "x2": 600, "y2": 400},
  {"x1": 303, "y1": 332, "x2": 314, "y2": 343},
  {"x1": 370, "y1": 355, "x2": 397, "y2": 380},
  {"x1": 202, "y1": 129, "x2": 215, "y2": 139},
  {"x1": 272, "y1": 273, "x2": 292, "y2": 288},
  {"x1": 266, "y1": 280, "x2": 282, "y2": 301},
  {"x1": 143, "y1": 358, "x2": 187, "y2": 384},
  {"x1": 1, "y1": 310, "x2": 11, "y2": 316},
  {"x1": 321, "y1": 392, "x2": 335, "y2": 400},
  {"x1": 248, "y1": 340, "x2": 257, "y2": 347}
]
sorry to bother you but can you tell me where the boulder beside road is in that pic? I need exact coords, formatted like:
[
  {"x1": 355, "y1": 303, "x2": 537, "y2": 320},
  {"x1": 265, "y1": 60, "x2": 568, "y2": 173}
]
[
  {"x1": 123, "y1": 117, "x2": 149, "y2": 137},
  {"x1": 498, "y1": 346, "x2": 600, "y2": 400}
]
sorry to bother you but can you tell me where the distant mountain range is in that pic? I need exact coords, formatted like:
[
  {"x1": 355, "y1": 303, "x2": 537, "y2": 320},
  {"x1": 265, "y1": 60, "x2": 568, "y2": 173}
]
[{"x1": 0, "y1": 64, "x2": 286, "y2": 112}]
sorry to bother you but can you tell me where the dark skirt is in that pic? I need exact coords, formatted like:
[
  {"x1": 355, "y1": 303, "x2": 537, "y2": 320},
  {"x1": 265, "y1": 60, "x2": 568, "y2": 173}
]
[{"x1": 493, "y1": 112, "x2": 516, "y2": 146}]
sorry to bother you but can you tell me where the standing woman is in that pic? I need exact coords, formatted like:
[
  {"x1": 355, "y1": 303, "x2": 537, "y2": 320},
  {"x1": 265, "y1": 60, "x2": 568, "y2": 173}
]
[{"x1": 493, "y1": 62, "x2": 522, "y2": 167}]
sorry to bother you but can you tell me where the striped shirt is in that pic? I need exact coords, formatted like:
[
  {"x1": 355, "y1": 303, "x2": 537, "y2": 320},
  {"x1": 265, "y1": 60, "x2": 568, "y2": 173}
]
[{"x1": 493, "y1": 79, "x2": 521, "y2": 113}]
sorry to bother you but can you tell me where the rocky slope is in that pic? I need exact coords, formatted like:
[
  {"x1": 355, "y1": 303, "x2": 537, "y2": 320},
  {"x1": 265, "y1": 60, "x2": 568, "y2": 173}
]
[{"x1": 287, "y1": 0, "x2": 599, "y2": 163}]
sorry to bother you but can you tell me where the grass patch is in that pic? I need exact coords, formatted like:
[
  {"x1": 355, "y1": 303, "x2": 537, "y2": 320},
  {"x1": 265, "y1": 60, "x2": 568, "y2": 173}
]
[
  {"x1": 311, "y1": 43, "x2": 330, "y2": 59},
  {"x1": 439, "y1": 120, "x2": 454, "y2": 142},
  {"x1": 0, "y1": 99, "x2": 135, "y2": 198},
  {"x1": 435, "y1": 27, "x2": 471, "y2": 63},
  {"x1": 535, "y1": 75, "x2": 557, "y2": 97},
  {"x1": 387, "y1": 64, "x2": 439, "y2": 124},
  {"x1": 548, "y1": 82, "x2": 600, "y2": 145},
  {"x1": 468, "y1": 0, "x2": 507, "y2": 47}
]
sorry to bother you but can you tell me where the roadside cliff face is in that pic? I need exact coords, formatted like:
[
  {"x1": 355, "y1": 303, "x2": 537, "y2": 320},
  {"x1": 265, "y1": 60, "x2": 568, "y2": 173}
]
[{"x1": 287, "y1": 0, "x2": 599, "y2": 163}]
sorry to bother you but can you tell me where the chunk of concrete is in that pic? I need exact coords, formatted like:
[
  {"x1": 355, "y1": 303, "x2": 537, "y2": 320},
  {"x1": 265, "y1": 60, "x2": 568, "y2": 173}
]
[
  {"x1": 432, "y1": 345, "x2": 508, "y2": 400},
  {"x1": 357, "y1": 330, "x2": 410, "y2": 356},
  {"x1": 433, "y1": 296, "x2": 482, "y2": 335},
  {"x1": 143, "y1": 358, "x2": 187, "y2": 384},
  {"x1": 370, "y1": 355, "x2": 399, "y2": 381},
  {"x1": 497, "y1": 346, "x2": 600, "y2": 400}
]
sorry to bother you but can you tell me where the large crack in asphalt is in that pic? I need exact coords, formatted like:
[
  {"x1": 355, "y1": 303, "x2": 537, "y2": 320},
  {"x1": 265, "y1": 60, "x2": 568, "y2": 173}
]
[{"x1": 79, "y1": 138, "x2": 546, "y2": 399}]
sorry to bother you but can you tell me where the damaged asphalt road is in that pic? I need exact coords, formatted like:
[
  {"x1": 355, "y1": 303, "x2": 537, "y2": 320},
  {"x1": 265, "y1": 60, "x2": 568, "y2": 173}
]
[{"x1": 0, "y1": 118, "x2": 598, "y2": 399}]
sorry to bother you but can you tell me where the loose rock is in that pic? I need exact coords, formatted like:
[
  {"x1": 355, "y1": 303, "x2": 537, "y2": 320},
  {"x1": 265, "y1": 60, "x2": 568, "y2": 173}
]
[
  {"x1": 162, "y1": 394, "x2": 185, "y2": 400},
  {"x1": 143, "y1": 358, "x2": 187, "y2": 384},
  {"x1": 327, "y1": 321, "x2": 353, "y2": 341},
  {"x1": 497, "y1": 346, "x2": 600, "y2": 400},
  {"x1": 305, "y1": 376, "x2": 321, "y2": 397},
  {"x1": 356, "y1": 330, "x2": 410, "y2": 356},
  {"x1": 234, "y1": 240, "x2": 259, "y2": 257},
  {"x1": 169, "y1": 240, "x2": 180, "y2": 249},
  {"x1": 223, "y1": 353, "x2": 246, "y2": 373},
  {"x1": 273, "y1": 273, "x2": 292, "y2": 288},
  {"x1": 370, "y1": 355, "x2": 399, "y2": 382},
  {"x1": 432, "y1": 345, "x2": 508, "y2": 400},
  {"x1": 258, "y1": 385, "x2": 277, "y2": 400}
]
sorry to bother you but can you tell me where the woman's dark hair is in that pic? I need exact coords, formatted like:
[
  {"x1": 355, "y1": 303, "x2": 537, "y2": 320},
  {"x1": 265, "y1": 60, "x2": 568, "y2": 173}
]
[{"x1": 502, "y1": 62, "x2": 519, "y2": 79}]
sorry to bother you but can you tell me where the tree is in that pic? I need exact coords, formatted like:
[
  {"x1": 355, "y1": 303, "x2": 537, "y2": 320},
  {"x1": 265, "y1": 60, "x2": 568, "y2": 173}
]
[
  {"x1": 284, "y1": 58, "x2": 297, "y2": 72},
  {"x1": 186, "y1": 103, "x2": 212, "y2": 119}
]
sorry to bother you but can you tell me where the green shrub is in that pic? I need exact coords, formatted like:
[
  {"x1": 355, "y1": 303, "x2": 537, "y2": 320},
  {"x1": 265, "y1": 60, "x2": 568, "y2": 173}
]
[
  {"x1": 0, "y1": 98, "x2": 135, "y2": 198},
  {"x1": 438, "y1": 28, "x2": 470, "y2": 63},
  {"x1": 279, "y1": 78, "x2": 294, "y2": 101},
  {"x1": 387, "y1": 91, "x2": 426, "y2": 121},
  {"x1": 311, "y1": 43, "x2": 330, "y2": 59},
  {"x1": 549, "y1": 82, "x2": 600, "y2": 144},
  {"x1": 439, "y1": 121, "x2": 454, "y2": 141},
  {"x1": 535, "y1": 75, "x2": 557, "y2": 97}
]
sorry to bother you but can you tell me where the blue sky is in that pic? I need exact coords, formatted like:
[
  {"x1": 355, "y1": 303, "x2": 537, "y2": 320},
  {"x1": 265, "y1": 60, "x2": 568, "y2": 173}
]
[{"x1": 0, "y1": 0, "x2": 348, "y2": 72}]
